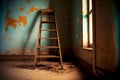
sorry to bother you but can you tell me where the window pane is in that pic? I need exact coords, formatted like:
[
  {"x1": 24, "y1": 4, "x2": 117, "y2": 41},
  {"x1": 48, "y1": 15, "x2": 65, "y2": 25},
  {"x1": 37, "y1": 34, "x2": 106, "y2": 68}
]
[
  {"x1": 89, "y1": 0, "x2": 92, "y2": 11},
  {"x1": 82, "y1": 0, "x2": 88, "y2": 48},
  {"x1": 89, "y1": 13, "x2": 93, "y2": 45}
]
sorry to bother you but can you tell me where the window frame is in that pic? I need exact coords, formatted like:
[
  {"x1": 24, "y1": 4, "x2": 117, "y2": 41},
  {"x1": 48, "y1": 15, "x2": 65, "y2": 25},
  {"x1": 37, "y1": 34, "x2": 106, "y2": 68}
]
[{"x1": 82, "y1": 0, "x2": 93, "y2": 49}]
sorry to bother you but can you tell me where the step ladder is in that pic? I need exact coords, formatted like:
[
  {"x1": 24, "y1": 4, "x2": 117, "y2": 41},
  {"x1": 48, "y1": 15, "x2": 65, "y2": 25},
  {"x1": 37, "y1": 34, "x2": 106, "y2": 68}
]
[{"x1": 33, "y1": 9, "x2": 63, "y2": 69}]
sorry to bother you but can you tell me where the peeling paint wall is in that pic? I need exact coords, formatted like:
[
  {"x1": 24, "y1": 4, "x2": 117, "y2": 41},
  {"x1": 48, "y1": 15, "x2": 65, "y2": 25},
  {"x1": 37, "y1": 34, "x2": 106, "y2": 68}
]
[{"x1": 0, "y1": 0, "x2": 71, "y2": 55}]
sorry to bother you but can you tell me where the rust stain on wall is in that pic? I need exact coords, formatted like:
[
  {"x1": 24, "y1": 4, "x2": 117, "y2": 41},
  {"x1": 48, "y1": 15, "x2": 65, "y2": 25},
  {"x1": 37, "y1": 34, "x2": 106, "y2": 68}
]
[
  {"x1": 27, "y1": 0, "x2": 30, "y2": 3},
  {"x1": 5, "y1": 13, "x2": 19, "y2": 31},
  {"x1": 27, "y1": 6, "x2": 39, "y2": 14},
  {"x1": 18, "y1": 16, "x2": 27, "y2": 26},
  {"x1": 20, "y1": 6, "x2": 24, "y2": 12},
  {"x1": 5, "y1": 12, "x2": 27, "y2": 31}
]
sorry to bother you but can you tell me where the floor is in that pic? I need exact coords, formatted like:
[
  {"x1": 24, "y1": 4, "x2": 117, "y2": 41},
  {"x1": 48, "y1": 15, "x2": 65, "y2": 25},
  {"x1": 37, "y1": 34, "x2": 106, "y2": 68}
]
[
  {"x1": 1, "y1": 61, "x2": 119, "y2": 80},
  {"x1": 0, "y1": 61, "x2": 86, "y2": 80}
]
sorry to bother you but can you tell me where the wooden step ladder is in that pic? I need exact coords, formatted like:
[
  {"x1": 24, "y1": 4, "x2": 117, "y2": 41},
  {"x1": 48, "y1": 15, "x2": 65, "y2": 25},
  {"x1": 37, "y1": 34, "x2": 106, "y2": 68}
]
[{"x1": 33, "y1": 9, "x2": 63, "y2": 69}]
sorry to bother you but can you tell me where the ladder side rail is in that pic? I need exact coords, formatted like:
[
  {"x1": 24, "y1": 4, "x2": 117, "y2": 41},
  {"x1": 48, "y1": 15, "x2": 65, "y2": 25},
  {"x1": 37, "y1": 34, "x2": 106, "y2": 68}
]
[
  {"x1": 33, "y1": 12, "x2": 43, "y2": 69},
  {"x1": 54, "y1": 13, "x2": 63, "y2": 69}
]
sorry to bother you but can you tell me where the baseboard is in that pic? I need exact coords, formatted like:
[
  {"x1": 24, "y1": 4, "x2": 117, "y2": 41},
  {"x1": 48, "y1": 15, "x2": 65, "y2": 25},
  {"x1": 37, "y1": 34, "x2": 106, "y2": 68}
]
[{"x1": 0, "y1": 55, "x2": 34, "y2": 61}]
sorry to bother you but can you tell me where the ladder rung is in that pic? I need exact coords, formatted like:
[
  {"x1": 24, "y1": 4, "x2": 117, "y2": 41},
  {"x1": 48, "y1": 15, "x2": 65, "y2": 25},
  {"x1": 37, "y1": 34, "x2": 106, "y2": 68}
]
[
  {"x1": 37, "y1": 55, "x2": 59, "y2": 58},
  {"x1": 42, "y1": 12, "x2": 54, "y2": 15},
  {"x1": 38, "y1": 46, "x2": 59, "y2": 48},
  {"x1": 40, "y1": 29, "x2": 56, "y2": 31},
  {"x1": 40, "y1": 38, "x2": 58, "y2": 39},
  {"x1": 42, "y1": 21, "x2": 55, "y2": 23},
  {"x1": 41, "y1": 9, "x2": 54, "y2": 13}
]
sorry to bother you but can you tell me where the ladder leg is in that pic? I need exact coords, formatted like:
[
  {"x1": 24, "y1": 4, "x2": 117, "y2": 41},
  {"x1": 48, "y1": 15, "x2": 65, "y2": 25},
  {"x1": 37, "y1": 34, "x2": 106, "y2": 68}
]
[
  {"x1": 33, "y1": 48, "x2": 40, "y2": 69},
  {"x1": 33, "y1": 13, "x2": 42, "y2": 69},
  {"x1": 33, "y1": 52, "x2": 37, "y2": 69},
  {"x1": 54, "y1": 13, "x2": 64, "y2": 69},
  {"x1": 59, "y1": 48, "x2": 64, "y2": 69}
]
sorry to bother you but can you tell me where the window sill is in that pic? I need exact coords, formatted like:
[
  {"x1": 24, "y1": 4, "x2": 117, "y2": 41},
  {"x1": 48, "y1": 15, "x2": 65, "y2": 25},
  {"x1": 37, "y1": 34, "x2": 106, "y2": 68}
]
[{"x1": 81, "y1": 47, "x2": 93, "y2": 51}]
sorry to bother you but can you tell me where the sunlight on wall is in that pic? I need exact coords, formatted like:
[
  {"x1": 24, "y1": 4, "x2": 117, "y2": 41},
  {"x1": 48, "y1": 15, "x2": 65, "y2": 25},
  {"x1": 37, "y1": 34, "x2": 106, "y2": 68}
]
[
  {"x1": 89, "y1": 0, "x2": 93, "y2": 45},
  {"x1": 82, "y1": 0, "x2": 88, "y2": 48},
  {"x1": 82, "y1": 0, "x2": 93, "y2": 48}
]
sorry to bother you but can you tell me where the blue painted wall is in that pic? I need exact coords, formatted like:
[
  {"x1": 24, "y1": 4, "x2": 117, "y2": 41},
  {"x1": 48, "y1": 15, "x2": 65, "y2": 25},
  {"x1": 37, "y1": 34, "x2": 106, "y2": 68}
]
[
  {"x1": 113, "y1": 0, "x2": 120, "y2": 70},
  {"x1": 0, "y1": 0, "x2": 71, "y2": 55},
  {"x1": 71, "y1": 0, "x2": 82, "y2": 48}
]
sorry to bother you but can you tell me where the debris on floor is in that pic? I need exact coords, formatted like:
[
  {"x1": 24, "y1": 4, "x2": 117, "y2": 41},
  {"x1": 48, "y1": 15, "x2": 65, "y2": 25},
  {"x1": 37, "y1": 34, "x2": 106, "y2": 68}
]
[
  {"x1": 37, "y1": 62, "x2": 76, "y2": 73},
  {"x1": 0, "y1": 61, "x2": 83, "y2": 80}
]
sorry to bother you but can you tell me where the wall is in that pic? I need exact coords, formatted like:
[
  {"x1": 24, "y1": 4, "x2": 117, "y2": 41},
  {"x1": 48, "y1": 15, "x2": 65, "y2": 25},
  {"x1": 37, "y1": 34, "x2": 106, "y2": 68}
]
[
  {"x1": 113, "y1": 0, "x2": 120, "y2": 70},
  {"x1": 71, "y1": 0, "x2": 82, "y2": 48},
  {"x1": 71, "y1": 0, "x2": 119, "y2": 73},
  {"x1": 49, "y1": 0, "x2": 72, "y2": 55},
  {"x1": 71, "y1": 0, "x2": 93, "y2": 70},
  {"x1": 95, "y1": 0, "x2": 118, "y2": 72},
  {"x1": 0, "y1": 0, "x2": 72, "y2": 55}
]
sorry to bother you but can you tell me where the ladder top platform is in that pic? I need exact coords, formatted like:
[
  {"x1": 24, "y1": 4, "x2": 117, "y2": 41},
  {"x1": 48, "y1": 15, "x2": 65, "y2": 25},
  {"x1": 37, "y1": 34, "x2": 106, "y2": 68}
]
[{"x1": 41, "y1": 9, "x2": 54, "y2": 13}]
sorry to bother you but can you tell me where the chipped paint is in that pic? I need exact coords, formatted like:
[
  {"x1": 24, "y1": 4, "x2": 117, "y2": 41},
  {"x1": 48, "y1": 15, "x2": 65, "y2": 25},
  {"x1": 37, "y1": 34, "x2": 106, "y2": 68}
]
[
  {"x1": 27, "y1": 0, "x2": 30, "y2": 3},
  {"x1": 18, "y1": 16, "x2": 27, "y2": 26},
  {"x1": 27, "y1": 6, "x2": 39, "y2": 14},
  {"x1": 0, "y1": 0, "x2": 71, "y2": 55},
  {"x1": 5, "y1": 13, "x2": 19, "y2": 31},
  {"x1": 5, "y1": 14, "x2": 27, "y2": 31},
  {"x1": 20, "y1": 6, "x2": 24, "y2": 12}
]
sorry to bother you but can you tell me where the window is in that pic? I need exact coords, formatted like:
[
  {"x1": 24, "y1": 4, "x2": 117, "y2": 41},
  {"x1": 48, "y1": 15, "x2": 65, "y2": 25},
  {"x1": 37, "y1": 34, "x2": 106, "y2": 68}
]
[{"x1": 82, "y1": 0, "x2": 93, "y2": 49}]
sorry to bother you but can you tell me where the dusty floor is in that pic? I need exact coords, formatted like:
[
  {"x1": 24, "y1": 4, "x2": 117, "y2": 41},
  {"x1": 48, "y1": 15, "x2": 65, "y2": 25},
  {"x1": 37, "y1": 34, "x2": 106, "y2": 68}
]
[{"x1": 0, "y1": 61, "x2": 85, "y2": 80}]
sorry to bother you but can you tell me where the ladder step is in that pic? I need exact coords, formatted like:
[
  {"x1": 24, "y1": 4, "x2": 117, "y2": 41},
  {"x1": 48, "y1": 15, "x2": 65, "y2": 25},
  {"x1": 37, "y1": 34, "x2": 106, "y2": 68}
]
[
  {"x1": 40, "y1": 38, "x2": 58, "y2": 39},
  {"x1": 38, "y1": 46, "x2": 59, "y2": 48},
  {"x1": 40, "y1": 29, "x2": 56, "y2": 31},
  {"x1": 42, "y1": 13, "x2": 54, "y2": 15},
  {"x1": 42, "y1": 21, "x2": 55, "y2": 23},
  {"x1": 37, "y1": 55, "x2": 59, "y2": 58},
  {"x1": 41, "y1": 9, "x2": 54, "y2": 13}
]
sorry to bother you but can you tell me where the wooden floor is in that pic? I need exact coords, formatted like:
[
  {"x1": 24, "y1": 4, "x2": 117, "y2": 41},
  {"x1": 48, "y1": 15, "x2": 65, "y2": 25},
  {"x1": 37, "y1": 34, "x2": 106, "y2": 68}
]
[
  {"x1": 1, "y1": 60, "x2": 119, "y2": 80},
  {"x1": 0, "y1": 61, "x2": 84, "y2": 80}
]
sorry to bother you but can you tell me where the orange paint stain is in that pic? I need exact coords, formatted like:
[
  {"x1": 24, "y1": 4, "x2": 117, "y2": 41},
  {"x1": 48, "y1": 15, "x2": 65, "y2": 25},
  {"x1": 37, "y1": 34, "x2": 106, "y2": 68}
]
[
  {"x1": 20, "y1": 6, "x2": 24, "y2": 12},
  {"x1": 5, "y1": 16, "x2": 19, "y2": 31},
  {"x1": 18, "y1": 16, "x2": 27, "y2": 26},
  {"x1": 27, "y1": 0, "x2": 30, "y2": 3},
  {"x1": 5, "y1": 12, "x2": 28, "y2": 31},
  {"x1": 27, "y1": 6, "x2": 39, "y2": 13}
]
